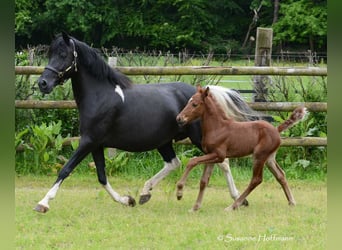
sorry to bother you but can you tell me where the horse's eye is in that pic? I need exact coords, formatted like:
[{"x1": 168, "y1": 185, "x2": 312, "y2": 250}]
[{"x1": 192, "y1": 103, "x2": 198, "y2": 108}]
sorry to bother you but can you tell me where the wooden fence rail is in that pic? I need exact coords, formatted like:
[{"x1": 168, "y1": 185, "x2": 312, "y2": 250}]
[
  {"x1": 15, "y1": 65, "x2": 327, "y2": 147},
  {"x1": 15, "y1": 100, "x2": 327, "y2": 112},
  {"x1": 15, "y1": 136, "x2": 327, "y2": 152},
  {"x1": 15, "y1": 65, "x2": 327, "y2": 76}
]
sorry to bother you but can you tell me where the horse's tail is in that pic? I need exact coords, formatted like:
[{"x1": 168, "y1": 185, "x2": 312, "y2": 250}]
[
  {"x1": 207, "y1": 85, "x2": 267, "y2": 122},
  {"x1": 277, "y1": 106, "x2": 308, "y2": 133}
]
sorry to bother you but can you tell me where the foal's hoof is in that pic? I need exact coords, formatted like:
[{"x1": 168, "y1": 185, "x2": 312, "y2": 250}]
[
  {"x1": 125, "y1": 195, "x2": 136, "y2": 207},
  {"x1": 224, "y1": 205, "x2": 235, "y2": 212},
  {"x1": 241, "y1": 199, "x2": 249, "y2": 207},
  {"x1": 34, "y1": 204, "x2": 49, "y2": 213},
  {"x1": 176, "y1": 192, "x2": 183, "y2": 200},
  {"x1": 139, "y1": 194, "x2": 151, "y2": 205}
]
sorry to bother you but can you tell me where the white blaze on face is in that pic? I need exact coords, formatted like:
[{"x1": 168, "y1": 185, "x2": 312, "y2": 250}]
[{"x1": 115, "y1": 85, "x2": 125, "y2": 102}]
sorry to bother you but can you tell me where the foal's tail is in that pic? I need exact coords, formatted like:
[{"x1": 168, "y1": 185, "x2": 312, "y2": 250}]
[
  {"x1": 277, "y1": 106, "x2": 308, "y2": 133},
  {"x1": 207, "y1": 85, "x2": 267, "y2": 122}
]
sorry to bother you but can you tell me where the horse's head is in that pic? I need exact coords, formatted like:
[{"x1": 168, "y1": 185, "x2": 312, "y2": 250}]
[
  {"x1": 38, "y1": 32, "x2": 78, "y2": 94},
  {"x1": 176, "y1": 85, "x2": 209, "y2": 126}
]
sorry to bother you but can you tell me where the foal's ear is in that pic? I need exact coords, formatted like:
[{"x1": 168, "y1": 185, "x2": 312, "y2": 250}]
[
  {"x1": 196, "y1": 84, "x2": 202, "y2": 92},
  {"x1": 62, "y1": 31, "x2": 70, "y2": 45},
  {"x1": 204, "y1": 86, "x2": 210, "y2": 97}
]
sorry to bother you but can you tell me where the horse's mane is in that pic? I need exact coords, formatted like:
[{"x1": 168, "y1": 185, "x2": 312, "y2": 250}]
[{"x1": 68, "y1": 36, "x2": 132, "y2": 89}]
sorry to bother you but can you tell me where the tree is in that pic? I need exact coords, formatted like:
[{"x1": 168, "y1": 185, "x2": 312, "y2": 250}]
[
  {"x1": 15, "y1": 0, "x2": 37, "y2": 37},
  {"x1": 14, "y1": 0, "x2": 326, "y2": 52},
  {"x1": 272, "y1": 0, "x2": 327, "y2": 51}
]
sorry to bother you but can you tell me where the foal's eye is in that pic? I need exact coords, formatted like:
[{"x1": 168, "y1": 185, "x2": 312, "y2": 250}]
[{"x1": 192, "y1": 103, "x2": 198, "y2": 108}]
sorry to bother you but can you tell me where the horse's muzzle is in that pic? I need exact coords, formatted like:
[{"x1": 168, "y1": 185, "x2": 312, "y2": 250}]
[{"x1": 38, "y1": 78, "x2": 53, "y2": 94}]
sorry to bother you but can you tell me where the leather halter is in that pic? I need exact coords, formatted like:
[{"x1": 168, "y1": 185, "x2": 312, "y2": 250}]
[{"x1": 45, "y1": 39, "x2": 78, "y2": 83}]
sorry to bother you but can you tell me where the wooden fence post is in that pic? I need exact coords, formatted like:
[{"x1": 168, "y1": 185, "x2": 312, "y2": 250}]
[
  {"x1": 108, "y1": 57, "x2": 117, "y2": 67},
  {"x1": 253, "y1": 27, "x2": 273, "y2": 102}
]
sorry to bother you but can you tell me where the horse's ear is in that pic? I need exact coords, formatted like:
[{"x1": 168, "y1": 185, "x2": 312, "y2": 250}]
[{"x1": 62, "y1": 31, "x2": 70, "y2": 45}]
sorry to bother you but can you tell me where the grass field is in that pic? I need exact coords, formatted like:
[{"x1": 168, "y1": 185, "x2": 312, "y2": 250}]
[{"x1": 16, "y1": 175, "x2": 326, "y2": 249}]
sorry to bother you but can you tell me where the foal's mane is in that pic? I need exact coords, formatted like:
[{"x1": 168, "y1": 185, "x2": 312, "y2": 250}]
[
  {"x1": 205, "y1": 93, "x2": 231, "y2": 121},
  {"x1": 207, "y1": 86, "x2": 264, "y2": 122},
  {"x1": 59, "y1": 35, "x2": 132, "y2": 89}
]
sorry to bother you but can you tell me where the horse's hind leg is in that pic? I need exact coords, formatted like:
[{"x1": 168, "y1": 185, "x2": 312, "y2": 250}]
[
  {"x1": 266, "y1": 154, "x2": 296, "y2": 206},
  {"x1": 92, "y1": 147, "x2": 136, "y2": 207},
  {"x1": 139, "y1": 142, "x2": 180, "y2": 205},
  {"x1": 191, "y1": 164, "x2": 214, "y2": 212},
  {"x1": 218, "y1": 159, "x2": 249, "y2": 206}
]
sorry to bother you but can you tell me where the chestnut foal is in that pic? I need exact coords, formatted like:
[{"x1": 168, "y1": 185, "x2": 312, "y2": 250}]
[{"x1": 176, "y1": 86, "x2": 307, "y2": 211}]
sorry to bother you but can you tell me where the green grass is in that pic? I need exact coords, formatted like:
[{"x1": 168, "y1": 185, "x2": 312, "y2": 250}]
[{"x1": 16, "y1": 175, "x2": 326, "y2": 249}]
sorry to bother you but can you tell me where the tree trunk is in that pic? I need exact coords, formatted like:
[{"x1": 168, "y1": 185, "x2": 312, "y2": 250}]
[
  {"x1": 242, "y1": 3, "x2": 263, "y2": 48},
  {"x1": 273, "y1": 0, "x2": 280, "y2": 24}
]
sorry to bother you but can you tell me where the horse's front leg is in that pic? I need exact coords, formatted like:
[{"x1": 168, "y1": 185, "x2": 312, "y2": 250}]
[
  {"x1": 92, "y1": 147, "x2": 136, "y2": 207},
  {"x1": 176, "y1": 153, "x2": 221, "y2": 200},
  {"x1": 34, "y1": 139, "x2": 93, "y2": 213}
]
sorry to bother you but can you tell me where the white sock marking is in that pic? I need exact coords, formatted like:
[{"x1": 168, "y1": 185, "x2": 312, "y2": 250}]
[
  {"x1": 37, "y1": 180, "x2": 62, "y2": 209},
  {"x1": 103, "y1": 182, "x2": 130, "y2": 205},
  {"x1": 141, "y1": 157, "x2": 181, "y2": 195},
  {"x1": 218, "y1": 159, "x2": 240, "y2": 200}
]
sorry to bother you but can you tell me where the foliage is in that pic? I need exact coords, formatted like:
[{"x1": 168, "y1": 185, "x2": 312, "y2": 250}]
[
  {"x1": 272, "y1": 0, "x2": 327, "y2": 51},
  {"x1": 15, "y1": 0, "x2": 327, "y2": 53},
  {"x1": 15, "y1": 121, "x2": 68, "y2": 175},
  {"x1": 265, "y1": 75, "x2": 327, "y2": 179}
]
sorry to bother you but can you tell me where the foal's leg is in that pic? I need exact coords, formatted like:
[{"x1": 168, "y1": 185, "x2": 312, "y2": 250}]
[
  {"x1": 34, "y1": 138, "x2": 93, "y2": 213},
  {"x1": 92, "y1": 147, "x2": 136, "y2": 207},
  {"x1": 177, "y1": 152, "x2": 221, "y2": 200},
  {"x1": 218, "y1": 159, "x2": 249, "y2": 206},
  {"x1": 225, "y1": 157, "x2": 266, "y2": 211},
  {"x1": 266, "y1": 154, "x2": 296, "y2": 206},
  {"x1": 191, "y1": 164, "x2": 214, "y2": 212}
]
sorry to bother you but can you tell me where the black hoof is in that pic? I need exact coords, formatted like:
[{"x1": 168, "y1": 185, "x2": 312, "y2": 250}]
[
  {"x1": 241, "y1": 199, "x2": 249, "y2": 207},
  {"x1": 126, "y1": 195, "x2": 136, "y2": 207},
  {"x1": 139, "y1": 194, "x2": 151, "y2": 205},
  {"x1": 177, "y1": 194, "x2": 183, "y2": 200},
  {"x1": 34, "y1": 204, "x2": 49, "y2": 213}
]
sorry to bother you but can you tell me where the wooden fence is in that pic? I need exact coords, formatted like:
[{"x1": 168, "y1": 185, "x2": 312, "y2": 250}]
[{"x1": 15, "y1": 65, "x2": 327, "y2": 147}]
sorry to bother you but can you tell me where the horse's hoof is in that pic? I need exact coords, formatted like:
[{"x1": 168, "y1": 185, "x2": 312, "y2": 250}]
[
  {"x1": 176, "y1": 194, "x2": 183, "y2": 200},
  {"x1": 139, "y1": 194, "x2": 151, "y2": 205},
  {"x1": 241, "y1": 199, "x2": 249, "y2": 207},
  {"x1": 126, "y1": 195, "x2": 136, "y2": 207},
  {"x1": 34, "y1": 204, "x2": 49, "y2": 213}
]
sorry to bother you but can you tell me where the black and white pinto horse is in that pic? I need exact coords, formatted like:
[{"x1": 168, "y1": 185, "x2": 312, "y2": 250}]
[{"x1": 35, "y1": 32, "x2": 261, "y2": 213}]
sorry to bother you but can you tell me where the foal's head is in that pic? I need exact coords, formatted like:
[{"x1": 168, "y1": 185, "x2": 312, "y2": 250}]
[{"x1": 177, "y1": 85, "x2": 209, "y2": 126}]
